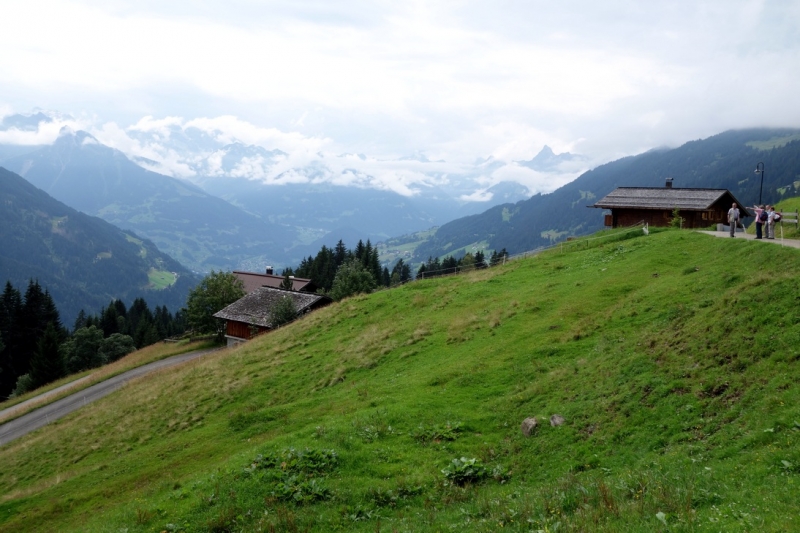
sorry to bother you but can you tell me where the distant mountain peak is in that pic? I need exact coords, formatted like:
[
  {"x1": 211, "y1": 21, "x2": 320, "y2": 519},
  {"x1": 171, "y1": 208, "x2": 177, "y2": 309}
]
[
  {"x1": 516, "y1": 145, "x2": 584, "y2": 173},
  {"x1": 0, "y1": 109, "x2": 74, "y2": 131},
  {"x1": 55, "y1": 128, "x2": 102, "y2": 147}
]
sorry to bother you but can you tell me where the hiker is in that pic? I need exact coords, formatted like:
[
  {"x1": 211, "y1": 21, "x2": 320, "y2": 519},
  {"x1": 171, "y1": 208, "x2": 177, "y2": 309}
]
[
  {"x1": 727, "y1": 202, "x2": 740, "y2": 237},
  {"x1": 753, "y1": 204, "x2": 766, "y2": 239},
  {"x1": 767, "y1": 206, "x2": 782, "y2": 239}
]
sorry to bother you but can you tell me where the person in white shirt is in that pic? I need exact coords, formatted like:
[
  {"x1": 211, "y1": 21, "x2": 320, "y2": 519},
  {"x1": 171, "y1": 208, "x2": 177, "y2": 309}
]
[{"x1": 727, "y1": 203, "x2": 740, "y2": 237}]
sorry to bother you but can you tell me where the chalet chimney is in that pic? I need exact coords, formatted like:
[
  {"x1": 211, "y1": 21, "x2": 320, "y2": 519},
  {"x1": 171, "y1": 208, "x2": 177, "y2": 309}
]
[
  {"x1": 266, "y1": 266, "x2": 274, "y2": 275},
  {"x1": 665, "y1": 178, "x2": 673, "y2": 188}
]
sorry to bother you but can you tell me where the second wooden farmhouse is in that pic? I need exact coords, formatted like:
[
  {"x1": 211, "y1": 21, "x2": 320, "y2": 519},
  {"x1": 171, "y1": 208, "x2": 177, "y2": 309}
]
[{"x1": 592, "y1": 179, "x2": 752, "y2": 229}]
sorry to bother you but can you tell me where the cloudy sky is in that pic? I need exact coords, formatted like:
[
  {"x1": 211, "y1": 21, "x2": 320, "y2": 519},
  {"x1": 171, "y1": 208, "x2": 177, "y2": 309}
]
[{"x1": 2, "y1": 0, "x2": 800, "y2": 195}]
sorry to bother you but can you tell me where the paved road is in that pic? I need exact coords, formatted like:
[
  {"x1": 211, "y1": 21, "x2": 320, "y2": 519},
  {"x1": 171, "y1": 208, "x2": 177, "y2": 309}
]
[
  {"x1": 0, "y1": 347, "x2": 220, "y2": 447},
  {"x1": 0, "y1": 375, "x2": 95, "y2": 422},
  {"x1": 696, "y1": 230, "x2": 800, "y2": 248}
]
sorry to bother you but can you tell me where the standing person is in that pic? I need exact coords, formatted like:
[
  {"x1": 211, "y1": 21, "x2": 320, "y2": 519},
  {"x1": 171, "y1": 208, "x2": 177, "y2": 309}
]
[
  {"x1": 727, "y1": 202, "x2": 740, "y2": 237},
  {"x1": 753, "y1": 204, "x2": 766, "y2": 239},
  {"x1": 766, "y1": 205, "x2": 775, "y2": 239}
]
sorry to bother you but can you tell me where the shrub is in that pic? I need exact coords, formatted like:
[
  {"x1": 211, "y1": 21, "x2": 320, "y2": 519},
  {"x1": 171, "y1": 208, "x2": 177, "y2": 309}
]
[
  {"x1": 442, "y1": 457, "x2": 489, "y2": 486},
  {"x1": 411, "y1": 422, "x2": 462, "y2": 444}
]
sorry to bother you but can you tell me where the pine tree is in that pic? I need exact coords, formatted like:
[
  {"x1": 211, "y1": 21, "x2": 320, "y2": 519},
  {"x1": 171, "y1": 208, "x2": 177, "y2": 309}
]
[
  {"x1": 100, "y1": 304, "x2": 120, "y2": 337},
  {"x1": 0, "y1": 282, "x2": 22, "y2": 397},
  {"x1": 127, "y1": 298, "x2": 154, "y2": 338},
  {"x1": 15, "y1": 281, "x2": 62, "y2": 382},
  {"x1": 280, "y1": 272, "x2": 294, "y2": 290},
  {"x1": 333, "y1": 240, "x2": 349, "y2": 267},
  {"x1": 475, "y1": 251, "x2": 486, "y2": 269},
  {"x1": 73, "y1": 310, "x2": 88, "y2": 333},
  {"x1": 29, "y1": 323, "x2": 66, "y2": 389}
]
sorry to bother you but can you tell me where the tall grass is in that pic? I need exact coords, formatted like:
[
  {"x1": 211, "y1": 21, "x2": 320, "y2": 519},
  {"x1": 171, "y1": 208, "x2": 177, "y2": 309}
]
[{"x1": 0, "y1": 229, "x2": 798, "y2": 532}]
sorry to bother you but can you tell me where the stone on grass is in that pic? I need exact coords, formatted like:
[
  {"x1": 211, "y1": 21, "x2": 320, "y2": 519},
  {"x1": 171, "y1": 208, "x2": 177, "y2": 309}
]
[
  {"x1": 520, "y1": 417, "x2": 538, "y2": 436},
  {"x1": 550, "y1": 414, "x2": 565, "y2": 427}
]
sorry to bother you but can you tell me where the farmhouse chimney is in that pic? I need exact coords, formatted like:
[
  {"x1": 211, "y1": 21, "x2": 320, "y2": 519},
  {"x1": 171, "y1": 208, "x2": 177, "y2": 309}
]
[
  {"x1": 266, "y1": 266, "x2": 274, "y2": 275},
  {"x1": 665, "y1": 178, "x2": 673, "y2": 188}
]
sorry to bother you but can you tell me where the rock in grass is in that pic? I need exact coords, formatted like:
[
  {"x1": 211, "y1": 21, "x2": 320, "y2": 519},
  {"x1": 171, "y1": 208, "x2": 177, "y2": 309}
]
[
  {"x1": 520, "y1": 417, "x2": 538, "y2": 436},
  {"x1": 550, "y1": 414, "x2": 565, "y2": 427}
]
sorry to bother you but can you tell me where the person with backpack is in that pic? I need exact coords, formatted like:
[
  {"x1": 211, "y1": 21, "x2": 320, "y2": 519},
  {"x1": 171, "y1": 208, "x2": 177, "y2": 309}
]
[
  {"x1": 727, "y1": 202, "x2": 740, "y2": 237},
  {"x1": 753, "y1": 204, "x2": 766, "y2": 239},
  {"x1": 768, "y1": 206, "x2": 782, "y2": 239}
]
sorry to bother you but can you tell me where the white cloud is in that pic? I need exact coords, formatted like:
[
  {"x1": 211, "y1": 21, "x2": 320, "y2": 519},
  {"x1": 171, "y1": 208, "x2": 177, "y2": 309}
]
[
  {"x1": 0, "y1": 112, "x2": 89, "y2": 145},
  {"x1": 460, "y1": 190, "x2": 493, "y2": 202},
  {"x1": 184, "y1": 116, "x2": 329, "y2": 153},
  {"x1": 491, "y1": 164, "x2": 584, "y2": 196},
  {"x1": 1, "y1": 1, "x2": 799, "y2": 196}
]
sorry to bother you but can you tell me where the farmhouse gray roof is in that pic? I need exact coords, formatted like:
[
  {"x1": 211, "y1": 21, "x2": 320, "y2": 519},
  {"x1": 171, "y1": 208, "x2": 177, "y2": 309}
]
[
  {"x1": 213, "y1": 287, "x2": 330, "y2": 328},
  {"x1": 592, "y1": 187, "x2": 752, "y2": 216},
  {"x1": 233, "y1": 270, "x2": 314, "y2": 293}
]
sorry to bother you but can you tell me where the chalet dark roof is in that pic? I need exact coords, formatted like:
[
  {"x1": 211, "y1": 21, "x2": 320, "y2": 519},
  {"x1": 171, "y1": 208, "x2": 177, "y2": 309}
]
[
  {"x1": 233, "y1": 270, "x2": 315, "y2": 293},
  {"x1": 592, "y1": 187, "x2": 752, "y2": 216},
  {"x1": 213, "y1": 287, "x2": 331, "y2": 329}
]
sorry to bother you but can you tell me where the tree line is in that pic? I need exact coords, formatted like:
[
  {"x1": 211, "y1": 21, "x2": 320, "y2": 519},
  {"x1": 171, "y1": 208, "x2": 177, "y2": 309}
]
[
  {"x1": 284, "y1": 239, "x2": 412, "y2": 300},
  {"x1": 282, "y1": 240, "x2": 508, "y2": 300},
  {"x1": 0, "y1": 279, "x2": 186, "y2": 400},
  {"x1": 416, "y1": 249, "x2": 509, "y2": 279}
]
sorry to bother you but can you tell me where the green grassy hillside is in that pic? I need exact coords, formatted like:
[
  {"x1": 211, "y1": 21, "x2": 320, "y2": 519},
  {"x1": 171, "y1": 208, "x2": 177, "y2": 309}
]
[{"x1": 1, "y1": 229, "x2": 798, "y2": 532}]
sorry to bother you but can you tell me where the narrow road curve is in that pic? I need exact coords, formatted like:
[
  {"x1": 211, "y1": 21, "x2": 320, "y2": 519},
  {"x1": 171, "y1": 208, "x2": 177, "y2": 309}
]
[{"x1": 0, "y1": 347, "x2": 220, "y2": 447}]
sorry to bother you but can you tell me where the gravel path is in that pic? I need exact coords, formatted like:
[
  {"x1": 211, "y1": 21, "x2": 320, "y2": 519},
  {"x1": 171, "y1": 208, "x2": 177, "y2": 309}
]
[{"x1": 695, "y1": 230, "x2": 800, "y2": 248}]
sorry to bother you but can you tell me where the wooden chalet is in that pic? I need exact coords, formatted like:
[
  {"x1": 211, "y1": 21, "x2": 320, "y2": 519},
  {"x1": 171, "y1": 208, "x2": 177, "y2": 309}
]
[
  {"x1": 591, "y1": 179, "x2": 752, "y2": 229},
  {"x1": 233, "y1": 267, "x2": 317, "y2": 293},
  {"x1": 213, "y1": 287, "x2": 331, "y2": 346}
]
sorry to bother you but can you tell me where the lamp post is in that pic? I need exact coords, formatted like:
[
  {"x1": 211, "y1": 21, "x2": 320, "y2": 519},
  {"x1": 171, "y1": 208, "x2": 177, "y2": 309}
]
[{"x1": 755, "y1": 162, "x2": 765, "y2": 205}]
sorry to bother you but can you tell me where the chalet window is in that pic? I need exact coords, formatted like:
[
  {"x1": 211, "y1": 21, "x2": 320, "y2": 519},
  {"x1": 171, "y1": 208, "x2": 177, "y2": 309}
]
[
  {"x1": 663, "y1": 211, "x2": 671, "y2": 219},
  {"x1": 702, "y1": 212, "x2": 708, "y2": 220}
]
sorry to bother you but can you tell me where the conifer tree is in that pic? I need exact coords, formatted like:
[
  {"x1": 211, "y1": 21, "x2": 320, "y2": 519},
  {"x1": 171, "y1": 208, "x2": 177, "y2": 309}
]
[
  {"x1": 73, "y1": 310, "x2": 88, "y2": 333},
  {"x1": 0, "y1": 282, "x2": 22, "y2": 397},
  {"x1": 15, "y1": 281, "x2": 62, "y2": 383},
  {"x1": 475, "y1": 251, "x2": 486, "y2": 269},
  {"x1": 334, "y1": 239, "x2": 349, "y2": 267},
  {"x1": 29, "y1": 323, "x2": 66, "y2": 389}
]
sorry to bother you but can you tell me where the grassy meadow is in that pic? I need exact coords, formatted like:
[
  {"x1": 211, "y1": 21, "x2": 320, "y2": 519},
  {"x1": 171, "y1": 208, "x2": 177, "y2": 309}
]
[
  {"x1": 0, "y1": 228, "x2": 799, "y2": 532},
  {"x1": 0, "y1": 339, "x2": 216, "y2": 424}
]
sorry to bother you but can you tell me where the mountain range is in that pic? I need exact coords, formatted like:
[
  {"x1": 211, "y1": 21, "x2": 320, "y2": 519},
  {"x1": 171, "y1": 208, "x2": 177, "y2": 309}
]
[
  {"x1": 0, "y1": 130, "x2": 298, "y2": 273},
  {"x1": 412, "y1": 128, "x2": 800, "y2": 260},
  {"x1": 0, "y1": 167, "x2": 197, "y2": 326},
  {"x1": 0, "y1": 111, "x2": 567, "y2": 270}
]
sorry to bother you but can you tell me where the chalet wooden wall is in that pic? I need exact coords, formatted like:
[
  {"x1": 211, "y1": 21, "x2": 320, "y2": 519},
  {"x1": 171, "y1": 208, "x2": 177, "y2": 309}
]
[
  {"x1": 226, "y1": 320, "x2": 269, "y2": 340},
  {"x1": 611, "y1": 208, "x2": 727, "y2": 229}
]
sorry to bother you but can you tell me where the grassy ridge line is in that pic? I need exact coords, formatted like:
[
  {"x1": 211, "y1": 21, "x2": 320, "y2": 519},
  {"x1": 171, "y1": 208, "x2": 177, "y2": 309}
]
[
  {"x1": 0, "y1": 340, "x2": 215, "y2": 425},
  {"x1": 0, "y1": 230, "x2": 798, "y2": 532}
]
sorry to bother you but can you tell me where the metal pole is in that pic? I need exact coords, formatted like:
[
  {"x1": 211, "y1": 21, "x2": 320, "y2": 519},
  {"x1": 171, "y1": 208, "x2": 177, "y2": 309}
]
[{"x1": 755, "y1": 162, "x2": 765, "y2": 205}]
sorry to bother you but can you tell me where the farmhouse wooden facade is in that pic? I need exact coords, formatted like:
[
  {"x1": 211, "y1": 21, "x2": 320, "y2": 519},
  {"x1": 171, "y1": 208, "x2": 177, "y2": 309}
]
[
  {"x1": 592, "y1": 182, "x2": 751, "y2": 229},
  {"x1": 213, "y1": 287, "x2": 331, "y2": 346}
]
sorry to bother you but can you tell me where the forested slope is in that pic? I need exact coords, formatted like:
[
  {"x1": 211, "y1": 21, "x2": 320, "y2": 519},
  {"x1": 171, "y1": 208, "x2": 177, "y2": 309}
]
[
  {"x1": 2, "y1": 131, "x2": 296, "y2": 272},
  {"x1": 0, "y1": 167, "x2": 197, "y2": 325}
]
